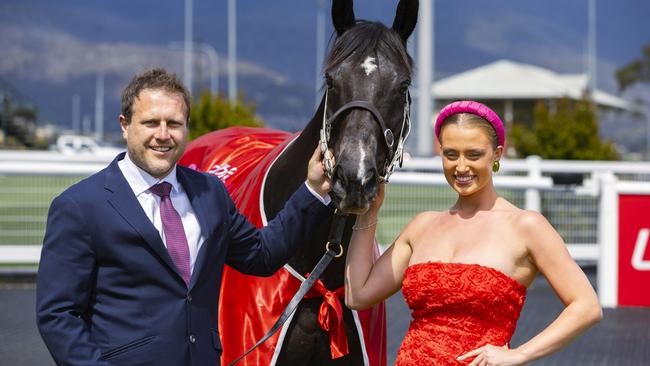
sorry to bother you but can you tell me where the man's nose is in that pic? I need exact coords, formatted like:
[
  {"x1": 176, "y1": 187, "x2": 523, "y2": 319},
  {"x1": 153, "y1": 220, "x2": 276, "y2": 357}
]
[{"x1": 155, "y1": 123, "x2": 171, "y2": 140}]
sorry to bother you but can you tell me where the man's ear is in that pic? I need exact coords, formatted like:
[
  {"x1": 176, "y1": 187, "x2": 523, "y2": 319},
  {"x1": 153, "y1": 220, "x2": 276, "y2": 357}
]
[{"x1": 119, "y1": 115, "x2": 129, "y2": 138}]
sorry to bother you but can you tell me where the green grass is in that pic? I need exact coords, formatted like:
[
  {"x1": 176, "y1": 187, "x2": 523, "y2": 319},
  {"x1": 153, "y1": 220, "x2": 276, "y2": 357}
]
[{"x1": 0, "y1": 175, "x2": 85, "y2": 246}]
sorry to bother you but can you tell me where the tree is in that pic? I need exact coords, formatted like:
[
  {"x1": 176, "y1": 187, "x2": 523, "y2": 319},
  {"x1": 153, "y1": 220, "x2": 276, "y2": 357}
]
[
  {"x1": 616, "y1": 43, "x2": 650, "y2": 91},
  {"x1": 188, "y1": 91, "x2": 263, "y2": 140},
  {"x1": 510, "y1": 98, "x2": 618, "y2": 160},
  {"x1": 0, "y1": 94, "x2": 38, "y2": 148}
]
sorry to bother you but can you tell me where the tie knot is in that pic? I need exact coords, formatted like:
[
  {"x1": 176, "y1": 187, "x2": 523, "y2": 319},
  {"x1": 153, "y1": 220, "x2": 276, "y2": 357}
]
[{"x1": 149, "y1": 181, "x2": 173, "y2": 198}]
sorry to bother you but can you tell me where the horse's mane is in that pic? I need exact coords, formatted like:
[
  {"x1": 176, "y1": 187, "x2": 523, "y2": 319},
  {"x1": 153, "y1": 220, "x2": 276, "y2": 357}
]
[{"x1": 324, "y1": 20, "x2": 414, "y2": 76}]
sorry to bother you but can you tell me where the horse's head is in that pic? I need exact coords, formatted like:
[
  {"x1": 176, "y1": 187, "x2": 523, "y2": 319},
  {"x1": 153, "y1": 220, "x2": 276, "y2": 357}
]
[{"x1": 321, "y1": 0, "x2": 418, "y2": 215}]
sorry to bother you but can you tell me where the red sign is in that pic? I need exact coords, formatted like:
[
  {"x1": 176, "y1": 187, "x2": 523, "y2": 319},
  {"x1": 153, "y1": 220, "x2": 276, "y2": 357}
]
[{"x1": 618, "y1": 194, "x2": 650, "y2": 307}]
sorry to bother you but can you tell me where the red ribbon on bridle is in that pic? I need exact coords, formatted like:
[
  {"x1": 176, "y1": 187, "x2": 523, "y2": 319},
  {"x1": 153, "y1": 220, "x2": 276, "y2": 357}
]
[{"x1": 304, "y1": 274, "x2": 348, "y2": 359}]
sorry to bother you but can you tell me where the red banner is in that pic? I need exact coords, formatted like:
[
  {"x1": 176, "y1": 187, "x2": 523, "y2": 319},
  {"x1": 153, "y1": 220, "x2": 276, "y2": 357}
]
[{"x1": 617, "y1": 194, "x2": 650, "y2": 307}]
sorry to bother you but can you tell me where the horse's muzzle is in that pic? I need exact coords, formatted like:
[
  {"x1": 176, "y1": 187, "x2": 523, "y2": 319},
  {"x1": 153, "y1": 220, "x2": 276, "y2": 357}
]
[{"x1": 330, "y1": 165, "x2": 379, "y2": 215}]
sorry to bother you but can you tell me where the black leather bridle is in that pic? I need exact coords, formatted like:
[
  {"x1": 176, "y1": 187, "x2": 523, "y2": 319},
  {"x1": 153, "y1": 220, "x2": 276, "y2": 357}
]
[{"x1": 319, "y1": 89, "x2": 412, "y2": 182}]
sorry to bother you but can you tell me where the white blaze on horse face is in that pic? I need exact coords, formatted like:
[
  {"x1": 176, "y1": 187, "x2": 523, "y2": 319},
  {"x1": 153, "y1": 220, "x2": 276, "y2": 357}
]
[
  {"x1": 357, "y1": 143, "x2": 368, "y2": 182},
  {"x1": 361, "y1": 56, "x2": 377, "y2": 76}
]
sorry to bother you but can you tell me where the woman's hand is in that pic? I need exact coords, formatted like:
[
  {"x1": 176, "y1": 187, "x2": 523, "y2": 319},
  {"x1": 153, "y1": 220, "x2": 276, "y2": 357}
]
[
  {"x1": 306, "y1": 145, "x2": 332, "y2": 198},
  {"x1": 354, "y1": 183, "x2": 384, "y2": 228},
  {"x1": 367, "y1": 182, "x2": 385, "y2": 215},
  {"x1": 457, "y1": 344, "x2": 527, "y2": 366}
]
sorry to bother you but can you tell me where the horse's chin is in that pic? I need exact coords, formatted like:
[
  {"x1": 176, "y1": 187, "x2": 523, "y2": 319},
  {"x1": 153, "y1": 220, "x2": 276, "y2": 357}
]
[
  {"x1": 339, "y1": 206, "x2": 370, "y2": 216},
  {"x1": 330, "y1": 186, "x2": 375, "y2": 216},
  {"x1": 332, "y1": 196, "x2": 370, "y2": 215}
]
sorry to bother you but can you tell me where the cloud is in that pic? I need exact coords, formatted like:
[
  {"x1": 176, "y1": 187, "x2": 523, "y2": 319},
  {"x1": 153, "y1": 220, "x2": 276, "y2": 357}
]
[
  {"x1": 0, "y1": 24, "x2": 286, "y2": 84},
  {"x1": 463, "y1": 11, "x2": 620, "y2": 93}
]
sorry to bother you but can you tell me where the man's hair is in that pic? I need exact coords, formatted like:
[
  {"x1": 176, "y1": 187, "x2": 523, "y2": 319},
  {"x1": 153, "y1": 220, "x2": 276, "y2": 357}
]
[{"x1": 120, "y1": 68, "x2": 191, "y2": 124}]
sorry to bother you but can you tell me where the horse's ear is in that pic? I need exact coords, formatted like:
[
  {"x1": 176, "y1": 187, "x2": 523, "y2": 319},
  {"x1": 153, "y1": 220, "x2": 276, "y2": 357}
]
[
  {"x1": 392, "y1": 0, "x2": 419, "y2": 42},
  {"x1": 332, "y1": 0, "x2": 356, "y2": 36}
]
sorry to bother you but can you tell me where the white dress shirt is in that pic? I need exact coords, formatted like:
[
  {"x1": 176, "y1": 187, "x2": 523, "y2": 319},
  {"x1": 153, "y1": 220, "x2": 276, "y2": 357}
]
[
  {"x1": 118, "y1": 153, "x2": 331, "y2": 275},
  {"x1": 118, "y1": 154, "x2": 204, "y2": 274}
]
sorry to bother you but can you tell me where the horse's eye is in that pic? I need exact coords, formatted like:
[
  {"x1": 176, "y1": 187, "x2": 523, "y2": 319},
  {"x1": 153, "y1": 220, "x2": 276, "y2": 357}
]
[{"x1": 400, "y1": 80, "x2": 411, "y2": 94}]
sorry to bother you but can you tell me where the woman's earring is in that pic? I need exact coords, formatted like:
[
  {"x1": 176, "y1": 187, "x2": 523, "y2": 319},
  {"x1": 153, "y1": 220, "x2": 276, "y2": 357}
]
[{"x1": 492, "y1": 160, "x2": 500, "y2": 173}]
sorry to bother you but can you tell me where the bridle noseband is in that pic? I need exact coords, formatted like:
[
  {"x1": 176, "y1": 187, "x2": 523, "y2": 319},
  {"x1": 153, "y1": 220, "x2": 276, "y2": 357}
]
[{"x1": 319, "y1": 90, "x2": 411, "y2": 182}]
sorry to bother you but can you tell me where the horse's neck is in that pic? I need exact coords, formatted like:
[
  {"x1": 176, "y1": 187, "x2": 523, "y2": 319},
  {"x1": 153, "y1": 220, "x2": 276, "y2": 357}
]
[
  {"x1": 263, "y1": 97, "x2": 325, "y2": 219},
  {"x1": 262, "y1": 97, "x2": 356, "y2": 286}
]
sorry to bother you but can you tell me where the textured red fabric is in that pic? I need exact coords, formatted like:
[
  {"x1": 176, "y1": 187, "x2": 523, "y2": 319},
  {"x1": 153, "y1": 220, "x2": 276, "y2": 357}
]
[{"x1": 396, "y1": 262, "x2": 526, "y2": 365}]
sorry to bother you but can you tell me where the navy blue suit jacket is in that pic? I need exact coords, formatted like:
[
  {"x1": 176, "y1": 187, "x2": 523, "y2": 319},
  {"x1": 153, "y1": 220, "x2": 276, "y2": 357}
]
[{"x1": 36, "y1": 153, "x2": 331, "y2": 365}]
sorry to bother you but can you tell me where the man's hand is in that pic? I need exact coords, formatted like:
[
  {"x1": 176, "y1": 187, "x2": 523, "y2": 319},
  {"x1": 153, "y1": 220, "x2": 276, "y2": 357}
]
[{"x1": 307, "y1": 145, "x2": 332, "y2": 198}]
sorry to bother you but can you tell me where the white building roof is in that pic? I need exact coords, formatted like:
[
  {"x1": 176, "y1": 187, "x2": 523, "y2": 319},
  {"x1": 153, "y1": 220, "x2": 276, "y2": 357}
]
[{"x1": 432, "y1": 59, "x2": 630, "y2": 110}]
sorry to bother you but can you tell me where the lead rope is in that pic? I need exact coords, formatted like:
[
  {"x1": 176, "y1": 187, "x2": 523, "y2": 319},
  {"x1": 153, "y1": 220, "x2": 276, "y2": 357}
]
[{"x1": 227, "y1": 211, "x2": 348, "y2": 366}]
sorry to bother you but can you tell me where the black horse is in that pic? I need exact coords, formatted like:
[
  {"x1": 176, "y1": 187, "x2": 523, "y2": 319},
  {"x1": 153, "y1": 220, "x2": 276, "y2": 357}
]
[{"x1": 262, "y1": 1, "x2": 418, "y2": 364}]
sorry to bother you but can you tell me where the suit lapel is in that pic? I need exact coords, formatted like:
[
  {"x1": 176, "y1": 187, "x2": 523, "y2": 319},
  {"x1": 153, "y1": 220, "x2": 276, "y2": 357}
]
[
  {"x1": 177, "y1": 167, "x2": 213, "y2": 290},
  {"x1": 104, "y1": 154, "x2": 184, "y2": 282}
]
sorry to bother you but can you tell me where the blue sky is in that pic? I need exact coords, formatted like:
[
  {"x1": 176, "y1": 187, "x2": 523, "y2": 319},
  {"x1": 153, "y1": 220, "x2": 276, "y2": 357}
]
[{"x1": 0, "y1": 0, "x2": 648, "y2": 132}]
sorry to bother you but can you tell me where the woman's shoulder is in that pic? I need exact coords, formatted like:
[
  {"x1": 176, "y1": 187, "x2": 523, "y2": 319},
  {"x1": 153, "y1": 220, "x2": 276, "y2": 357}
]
[
  {"x1": 502, "y1": 207, "x2": 557, "y2": 246},
  {"x1": 493, "y1": 198, "x2": 543, "y2": 222}
]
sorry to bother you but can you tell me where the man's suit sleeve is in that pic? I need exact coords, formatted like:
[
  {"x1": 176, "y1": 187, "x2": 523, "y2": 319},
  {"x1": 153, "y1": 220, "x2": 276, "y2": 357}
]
[
  {"x1": 36, "y1": 194, "x2": 109, "y2": 366},
  {"x1": 222, "y1": 183, "x2": 332, "y2": 276}
]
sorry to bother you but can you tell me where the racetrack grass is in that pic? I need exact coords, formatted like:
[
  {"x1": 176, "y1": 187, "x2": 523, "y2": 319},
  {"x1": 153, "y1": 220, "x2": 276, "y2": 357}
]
[{"x1": 0, "y1": 175, "x2": 86, "y2": 246}]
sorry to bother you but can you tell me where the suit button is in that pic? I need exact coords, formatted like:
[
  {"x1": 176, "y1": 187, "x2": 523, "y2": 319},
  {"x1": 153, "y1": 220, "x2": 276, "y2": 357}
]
[
  {"x1": 187, "y1": 294, "x2": 193, "y2": 302},
  {"x1": 189, "y1": 335, "x2": 196, "y2": 344}
]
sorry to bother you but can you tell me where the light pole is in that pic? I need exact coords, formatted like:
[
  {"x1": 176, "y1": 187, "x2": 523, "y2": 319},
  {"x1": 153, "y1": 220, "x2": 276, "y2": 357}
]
[
  {"x1": 200, "y1": 44, "x2": 220, "y2": 96},
  {"x1": 94, "y1": 72, "x2": 104, "y2": 142},
  {"x1": 587, "y1": 0, "x2": 597, "y2": 95},
  {"x1": 72, "y1": 94, "x2": 80, "y2": 134},
  {"x1": 170, "y1": 42, "x2": 219, "y2": 96},
  {"x1": 416, "y1": 0, "x2": 433, "y2": 156},
  {"x1": 315, "y1": 0, "x2": 326, "y2": 108},
  {"x1": 184, "y1": 0, "x2": 194, "y2": 93},
  {"x1": 228, "y1": 0, "x2": 237, "y2": 105}
]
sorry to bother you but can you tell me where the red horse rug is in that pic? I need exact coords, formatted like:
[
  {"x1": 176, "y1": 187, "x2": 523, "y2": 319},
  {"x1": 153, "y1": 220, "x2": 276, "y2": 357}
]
[{"x1": 179, "y1": 127, "x2": 386, "y2": 366}]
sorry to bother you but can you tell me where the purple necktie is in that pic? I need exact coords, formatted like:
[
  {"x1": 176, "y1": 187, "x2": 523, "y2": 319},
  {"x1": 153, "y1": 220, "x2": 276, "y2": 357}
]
[{"x1": 149, "y1": 182, "x2": 191, "y2": 287}]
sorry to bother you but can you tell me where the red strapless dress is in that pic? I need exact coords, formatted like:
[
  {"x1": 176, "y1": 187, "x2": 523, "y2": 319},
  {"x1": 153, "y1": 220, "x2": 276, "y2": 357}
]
[{"x1": 395, "y1": 262, "x2": 527, "y2": 365}]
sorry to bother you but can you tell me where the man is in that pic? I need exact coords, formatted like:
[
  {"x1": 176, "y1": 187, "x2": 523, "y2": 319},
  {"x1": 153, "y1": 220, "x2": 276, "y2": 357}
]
[{"x1": 36, "y1": 68, "x2": 332, "y2": 366}]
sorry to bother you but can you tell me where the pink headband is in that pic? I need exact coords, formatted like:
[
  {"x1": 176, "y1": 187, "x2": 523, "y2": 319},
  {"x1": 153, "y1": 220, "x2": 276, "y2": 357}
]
[{"x1": 435, "y1": 101, "x2": 505, "y2": 147}]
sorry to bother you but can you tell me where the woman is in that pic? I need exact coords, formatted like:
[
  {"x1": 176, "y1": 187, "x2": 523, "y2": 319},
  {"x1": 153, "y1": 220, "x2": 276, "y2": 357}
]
[{"x1": 344, "y1": 101, "x2": 602, "y2": 365}]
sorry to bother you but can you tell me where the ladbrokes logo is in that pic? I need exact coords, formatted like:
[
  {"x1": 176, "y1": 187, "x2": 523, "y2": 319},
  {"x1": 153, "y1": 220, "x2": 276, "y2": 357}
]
[
  {"x1": 632, "y1": 228, "x2": 650, "y2": 271},
  {"x1": 207, "y1": 164, "x2": 238, "y2": 182}
]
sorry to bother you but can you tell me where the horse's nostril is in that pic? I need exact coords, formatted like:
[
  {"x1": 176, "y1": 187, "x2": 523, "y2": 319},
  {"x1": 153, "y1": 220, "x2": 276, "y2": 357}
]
[
  {"x1": 363, "y1": 170, "x2": 379, "y2": 198},
  {"x1": 363, "y1": 169, "x2": 378, "y2": 186}
]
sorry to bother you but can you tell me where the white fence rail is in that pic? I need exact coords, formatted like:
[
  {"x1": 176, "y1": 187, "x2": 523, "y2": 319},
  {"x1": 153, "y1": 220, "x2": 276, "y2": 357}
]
[{"x1": 1, "y1": 151, "x2": 649, "y2": 267}]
